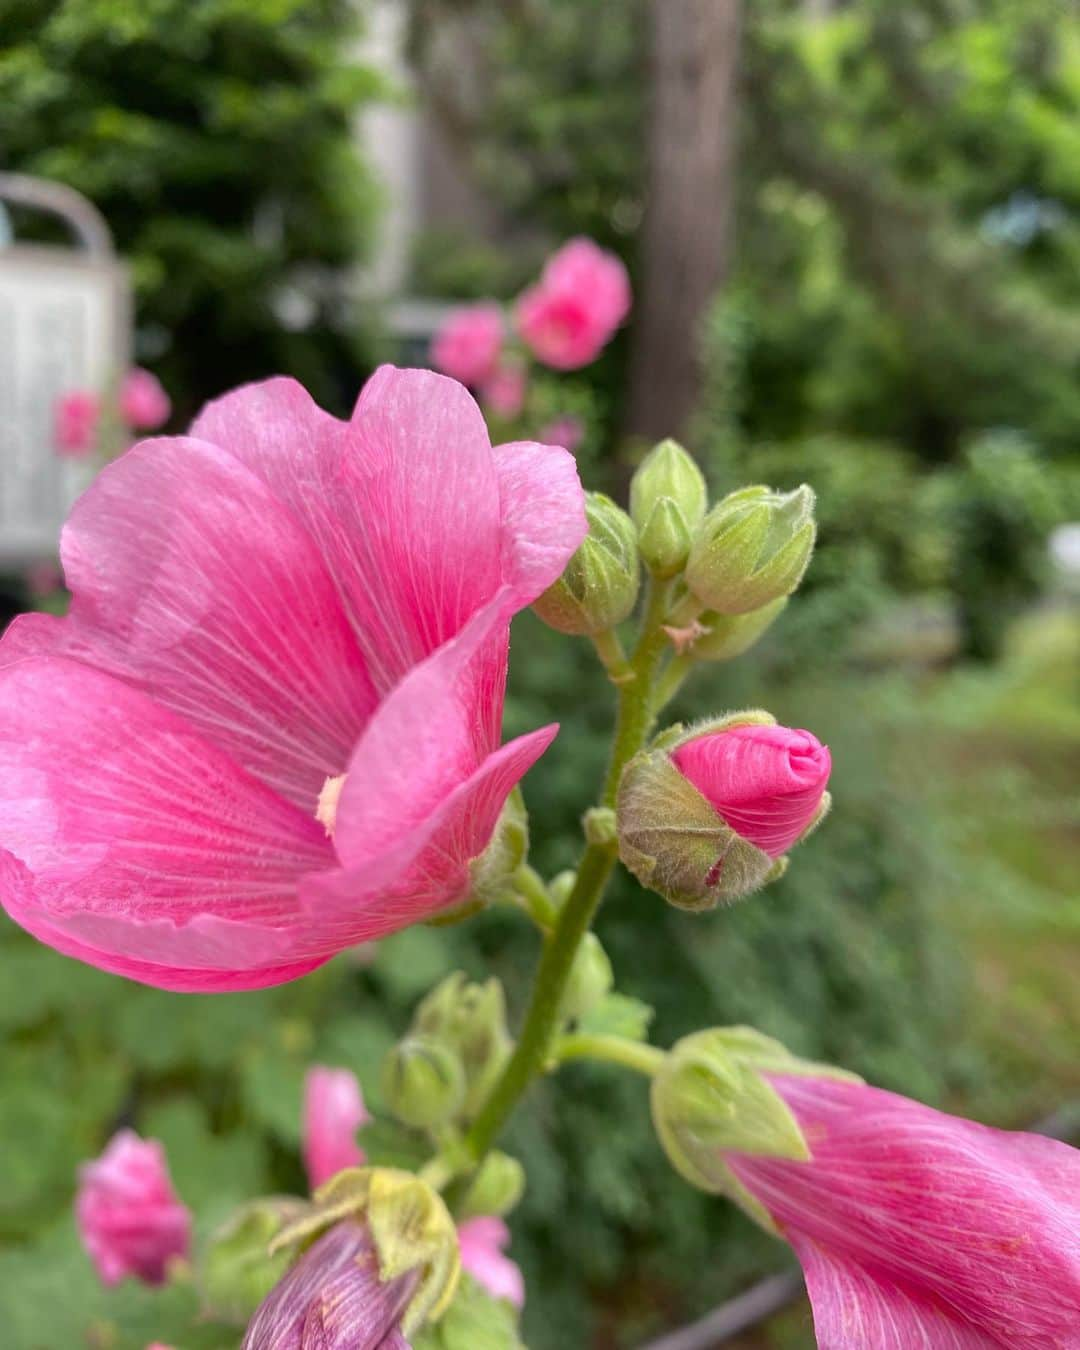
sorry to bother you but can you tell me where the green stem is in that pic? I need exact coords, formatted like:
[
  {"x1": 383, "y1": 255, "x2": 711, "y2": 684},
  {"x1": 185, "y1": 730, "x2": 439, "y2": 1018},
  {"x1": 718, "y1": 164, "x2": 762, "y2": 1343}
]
[
  {"x1": 456, "y1": 578, "x2": 676, "y2": 1182},
  {"x1": 512, "y1": 863, "x2": 558, "y2": 930},
  {"x1": 653, "y1": 652, "x2": 695, "y2": 712},
  {"x1": 590, "y1": 627, "x2": 634, "y2": 684},
  {"x1": 555, "y1": 1033, "x2": 665, "y2": 1077}
]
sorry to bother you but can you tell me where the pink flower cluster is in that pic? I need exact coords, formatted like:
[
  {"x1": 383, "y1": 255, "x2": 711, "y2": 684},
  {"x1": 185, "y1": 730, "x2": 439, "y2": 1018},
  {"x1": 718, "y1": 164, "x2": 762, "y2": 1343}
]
[
  {"x1": 54, "y1": 368, "x2": 172, "y2": 458},
  {"x1": 1, "y1": 367, "x2": 585, "y2": 992},
  {"x1": 430, "y1": 236, "x2": 630, "y2": 434}
]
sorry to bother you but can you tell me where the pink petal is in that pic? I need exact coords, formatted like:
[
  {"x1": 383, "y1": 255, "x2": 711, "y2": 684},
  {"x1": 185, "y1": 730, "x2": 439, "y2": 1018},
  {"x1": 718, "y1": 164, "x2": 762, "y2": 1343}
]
[
  {"x1": 51, "y1": 435, "x2": 377, "y2": 810},
  {"x1": 0, "y1": 657, "x2": 333, "y2": 990},
  {"x1": 493, "y1": 441, "x2": 588, "y2": 607},
  {"x1": 457, "y1": 1217, "x2": 525, "y2": 1308},
  {"x1": 303, "y1": 1067, "x2": 369, "y2": 1190},
  {"x1": 729, "y1": 1076, "x2": 1080, "y2": 1348}
]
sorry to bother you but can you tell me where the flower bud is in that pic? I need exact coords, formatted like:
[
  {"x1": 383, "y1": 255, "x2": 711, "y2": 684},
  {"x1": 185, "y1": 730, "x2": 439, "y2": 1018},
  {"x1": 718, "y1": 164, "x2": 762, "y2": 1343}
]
[
  {"x1": 630, "y1": 439, "x2": 708, "y2": 578},
  {"x1": 457, "y1": 1152, "x2": 526, "y2": 1221},
  {"x1": 532, "y1": 492, "x2": 639, "y2": 635},
  {"x1": 616, "y1": 713, "x2": 831, "y2": 909},
  {"x1": 691, "y1": 597, "x2": 787, "y2": 663},
  {"x1": 381, "y1": 1038, "x2": 465, "y2": 1130},
  {"x1": 413, "y1": 974, "x2": 513, "y2": 1119},
  {"x1": 686, "y1": 485, "x2": 816, "y2": 614},
  {"x1": 202, "y1": 1197, "x2": 307, "y2": 1324},
  {"x1": 558, "y1": 932, "x2": 613, "y2": 1023},
  {"x1": 247, "y1": 1168, "x2": 460, "y2": 1346},
  {"x1": 466, "y1": 789, "x2": 529, "y2": 908}
]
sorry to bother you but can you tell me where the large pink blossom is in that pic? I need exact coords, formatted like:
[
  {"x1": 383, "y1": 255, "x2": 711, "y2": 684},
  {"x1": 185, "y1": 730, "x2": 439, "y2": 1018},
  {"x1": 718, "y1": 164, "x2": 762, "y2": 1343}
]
[
  {"x1": 0, "y1": 367, "x2": 586, "y2": 991},
  {"x1": 76, "y1": 1130, "x2": 192, "y2": 1287},
  {"x1": 728, "y1": 1075, "x2": 1080, "y2": 1349},
  {"x1": 672, "y1": 723, "x2": 831, "y2": 858},
  {"x1": 303, "y1": 1066, "x2": 369, "y2": 1190},
  {"x1": 431, "y1": 304, "x2": 504, "y2": 387},
  {"x1": 119, "y1": 367, "x2": 171, "y2": 431},
  {"x1": 515, "y1": 238, "x2": 631, "y2": 370},
  {"x1": 457, "y1": 1216, "x2": 525, "y2": 1308},
  {"x1": 54, "y1": 390, "x2": 100, "y2": 457}
]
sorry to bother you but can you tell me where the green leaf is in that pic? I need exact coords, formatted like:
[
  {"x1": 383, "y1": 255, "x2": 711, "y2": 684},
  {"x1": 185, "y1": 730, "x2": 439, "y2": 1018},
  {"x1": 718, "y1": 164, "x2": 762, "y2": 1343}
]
[{"x1": 412, "y1": 1273, "x2": 526, "y2": 1350}]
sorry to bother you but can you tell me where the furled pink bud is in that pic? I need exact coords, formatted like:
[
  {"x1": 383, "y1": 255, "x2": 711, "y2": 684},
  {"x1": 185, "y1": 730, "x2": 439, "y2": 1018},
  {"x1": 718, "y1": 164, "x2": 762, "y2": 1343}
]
[
  {"x1": 457, "y1": 1217, "x2": 524, "y2": 1309},
  {"x1": 516, "y1": 237, "x2": 631, "y2": 370},
  {"x1": 76, "y1": 1130, "x2": 192, "y2": 1287},
  {"x1": 616, "y1": 713, "x2": 830, "y2": 909},
  {"x1": 54, "y1": 390, "x2": 100, "y2": 456},
  {"x1": 538, "y1": 415, "x2": 585, "y2": 453},
  {"x1": 479, "y1": 362, "x2": 527, "y2": 419},
  {"x1": 672, "y1": 721, "x2": 831, "y2": 859},
  {"x1": 430, "y1": 303, "x2": 504, "y2": 387},
  {"x1": 119, "y1": 368, "x2": 171, "y2": 430},
  {"x1": 241, "y1": 1220, "x2": 416, "y2": 1349},
  {"x1": 302, "y1": 1066, "x2": 370, "y2": 1190},
  {"x1": 731, "y1": 1075, "x2": 1080, "y2": 1347}
]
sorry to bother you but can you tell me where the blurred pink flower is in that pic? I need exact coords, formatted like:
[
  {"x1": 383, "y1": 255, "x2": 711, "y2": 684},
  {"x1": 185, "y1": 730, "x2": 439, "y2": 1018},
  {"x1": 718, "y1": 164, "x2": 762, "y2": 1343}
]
[
  {"x1": 457, "y1": 1216, "x2": 525, "y2": 1308},
  {"x1": 303, "y1": 1066, "x2": 369, "y2": 1190},
  {"x1": 673, "y1": 723, "x2": 831, "y2": 858},
  {"x1": 24, "y1": 561, "x2": 63, "y2": 599},
  {"x1": 120, "y1": 368, "x2": 171, "y2": 431},
  {"x1": 54, "y1": 390, "x2": 100, "y2": 457},
  {"x1": 431, "y1": 304, "x2": 504, "y2": 386},
  {"x1": 480, "y1": 363, "x2": 527, "y2": 420},
  {"x1": 728, "y1": 1075, "x2": 1080, "y2": 1349},
  {"x1": 76, "y1": 1130, "x2": 191, "y2": 1287},
  {"x1": 516, "y1": 238, "x2": 631, "y2": 370},
  {"x1": 538, "y1": 415, "x2": 585, "y2": 453},
  {"x1": 242, "y1": 1220, "x2": 413, "y2": 1350},
  {"x1": 0, "y1": 367, "x2": 585, "y2": 991}
]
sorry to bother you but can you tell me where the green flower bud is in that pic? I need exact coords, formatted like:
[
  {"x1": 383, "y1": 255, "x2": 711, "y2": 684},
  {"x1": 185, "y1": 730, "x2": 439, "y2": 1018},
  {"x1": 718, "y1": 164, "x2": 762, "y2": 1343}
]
[
  {"x1": 533, "y1": 492, "x2": 640, "y2": 635},
  {"x1": 382, "y1": 1037, "x2": 465, "y2": 1129},
  {"x1": 201, "y1": 1197, "x2": 307, "y2": 1324},
  {"x1": 686, "y1": 485, "x2": 816, "y2": 615},
  {"x1": 413, "y1": 974, "x2": 513, "y2": 1119},
  {"x1": 559, "y1": 932, "x2": 614, "y2": 1023},
  {"x1": 630, "y1": 440, "x2": 708, "y2": 578},
  {"x1": 616, "y1": 713, "x2": 781, "y2": 910},
  {"x1": 457, "y1": 1150, "x2": 526, "y2": 1221},
  {"x1": 692, "y1": 596, "x2": 788, "y2": 662}
]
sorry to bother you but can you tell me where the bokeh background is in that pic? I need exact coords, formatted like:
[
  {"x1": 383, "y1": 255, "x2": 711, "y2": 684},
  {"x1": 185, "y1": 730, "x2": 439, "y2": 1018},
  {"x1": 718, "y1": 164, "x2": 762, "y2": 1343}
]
[{"x1": 1, "y1": 2, "x2": 1078, "y2": 1347}]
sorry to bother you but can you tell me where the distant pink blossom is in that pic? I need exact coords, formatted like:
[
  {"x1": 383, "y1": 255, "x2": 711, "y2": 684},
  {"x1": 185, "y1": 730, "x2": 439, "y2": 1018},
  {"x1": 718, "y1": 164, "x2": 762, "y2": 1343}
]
[
  {"x1": 538, "y1": 416, "x2": 585, "y2": 453},
  {"x1": 727, "y1": 1075, "x2": 1080, "y2": 1349},
  {"x1": 480, "y1": 363, "x2": 527, "y2": 420},
  {"x1": 54, "y1": 390, "x2": 100, "y2": 457},
  {"x1": 0, "y1": 367, "x2": 585, "y2": 991},
  {"x1": 120, "y1": 368, "x2": 171, "y2": 431},
  {"x1": 457, "y1": 1216, "x2": 525, "y2": 1308},
  {"x1": 76, "y1": 1130, "x2": 191, "y2": 1287},
  {"x1": 431, "y1": 304, "x2": 504, "y2": 386},
  {"x1": 516, "y1": 238, "x2": 631, "y2": 370},
  {"x1": 24, "y1": 561, "x2": 63, "y2": 599},
  {"x1": 673, "y1": 723, "x2": 831, "y2": 857},
  {"x1": 303, "y1": 1066, "x2": 369, "y2": 1190}
]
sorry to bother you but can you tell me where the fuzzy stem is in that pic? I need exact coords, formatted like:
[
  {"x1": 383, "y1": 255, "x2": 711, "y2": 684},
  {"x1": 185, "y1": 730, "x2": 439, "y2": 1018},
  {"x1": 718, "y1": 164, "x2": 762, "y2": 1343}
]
[{"x1": 554, "y1": 1033, "x2": 666, "y2": 1077}]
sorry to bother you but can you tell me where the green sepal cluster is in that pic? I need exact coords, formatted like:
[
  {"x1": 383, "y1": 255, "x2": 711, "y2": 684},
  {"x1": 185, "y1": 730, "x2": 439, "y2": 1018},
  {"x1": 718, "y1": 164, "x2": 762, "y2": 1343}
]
[
  {"x1": 532, "y1": 492, "x2": 640, "y2": 635},
  {"x1": 630, "y1": 439, "x2": 708, "y2": 578},
  {"x1": 199, "y1": 1196, "x2": 308, "y2": 1324}
]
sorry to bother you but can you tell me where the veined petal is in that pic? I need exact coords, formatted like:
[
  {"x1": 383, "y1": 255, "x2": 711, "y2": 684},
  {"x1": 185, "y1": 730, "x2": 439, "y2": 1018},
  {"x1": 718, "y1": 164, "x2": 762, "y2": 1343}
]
[
  {"x1": 493, "y1": 440, "x2": 587, "y2": 607},
  {"x1": 50, "y1": 436, "x2": 376, "y2": 810}
]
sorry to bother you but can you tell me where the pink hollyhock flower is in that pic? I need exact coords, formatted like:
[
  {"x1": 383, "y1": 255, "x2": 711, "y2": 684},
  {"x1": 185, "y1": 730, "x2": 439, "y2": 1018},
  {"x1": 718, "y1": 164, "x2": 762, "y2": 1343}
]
[
  {"x1": 672, "y1": 723, "x2": 831, "y2": 858},
  {"x1": 457, "y1": 1216, "x2": 525, "y2": 1308},
  {"x1": 516, "y1": 237, "x2": 631, "y2": 370},
  {"x1": 120, "y1": 368, "x2": 171, "y2": 431},
  {"x1": 479, "y1": 363, "x2": 527, "y2": 420},
  {"x1": 431, "y1": 304, "x2": 504, "y2": 387},
  {"x1": 0, "y1": 366, "x2": 585, "y2": 991},
  {"x1": 538, "y1": 416, "x2": 585, "y2": 453},
  {"x1": 242, "y1": 1221, "x2": 413, "y2": 1349},
  {"x1": 76, "y1": 1130, "x2": 192, "y2": 1287},
  {"x1": 303, "y1": 1066, "x2": 369, "y2": 1190},
  {"x1": 54, "y1": 390, "x2": 100, "y2": 456},
  {"x1": 727, "y1": 1075, "x2": 1080, "y2": 1349}
]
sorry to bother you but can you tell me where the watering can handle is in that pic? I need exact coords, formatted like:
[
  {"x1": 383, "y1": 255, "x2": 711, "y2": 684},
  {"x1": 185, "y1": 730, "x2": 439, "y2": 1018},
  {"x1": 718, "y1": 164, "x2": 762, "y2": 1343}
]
[{"x1": 0, "y1": 172, "x2": 114, "y2": 258}]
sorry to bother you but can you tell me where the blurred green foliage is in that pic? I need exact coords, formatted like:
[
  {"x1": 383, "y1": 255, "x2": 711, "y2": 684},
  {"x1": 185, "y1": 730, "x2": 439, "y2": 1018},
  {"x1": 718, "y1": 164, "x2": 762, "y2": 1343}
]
[{"x1": 0, "y1": 0, "x2": 386, "y2": 421}]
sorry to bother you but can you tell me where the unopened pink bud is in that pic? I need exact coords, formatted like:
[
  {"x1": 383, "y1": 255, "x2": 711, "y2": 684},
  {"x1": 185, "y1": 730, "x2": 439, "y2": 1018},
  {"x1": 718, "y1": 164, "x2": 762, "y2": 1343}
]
[
  {"x1": 119, "y1": 368, "x2": 171, "y2": 431},
  {"x1": 76, "y1": 1130, "x2": 191, "y2": 1286},
  {"x1": 672, "y1": 722, "x2": 831, "y2": 858},
  {"x1": 302, "y1": 1066, "x2": 369, "y2": 1190},
  {"x1": 430, "y1": 304, "x2": 504, "y2": 387}
]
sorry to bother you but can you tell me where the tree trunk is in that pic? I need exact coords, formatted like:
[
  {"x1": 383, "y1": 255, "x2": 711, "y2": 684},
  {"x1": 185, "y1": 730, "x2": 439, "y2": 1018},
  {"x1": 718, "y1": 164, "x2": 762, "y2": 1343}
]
[{"x1": 624, "y1": 0, "x2": 741, "y2": 445}]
